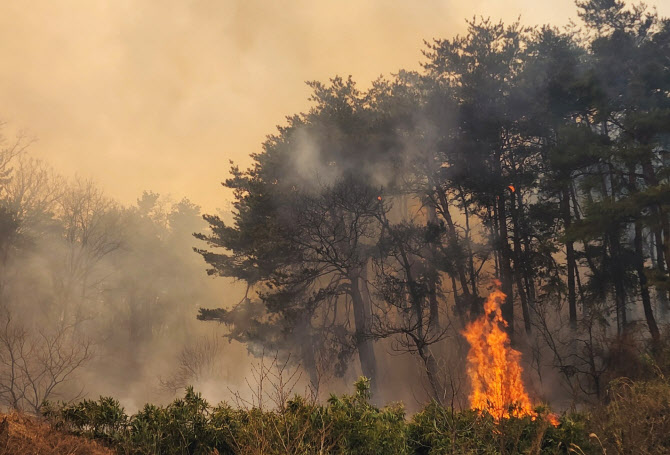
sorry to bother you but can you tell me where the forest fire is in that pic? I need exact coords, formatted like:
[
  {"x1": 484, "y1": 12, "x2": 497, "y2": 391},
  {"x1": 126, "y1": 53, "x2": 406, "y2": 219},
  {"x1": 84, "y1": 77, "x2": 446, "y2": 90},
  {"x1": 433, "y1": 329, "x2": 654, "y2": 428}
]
[{"x1": 463, "y1": 284, "x2": 558, "y2": 426}]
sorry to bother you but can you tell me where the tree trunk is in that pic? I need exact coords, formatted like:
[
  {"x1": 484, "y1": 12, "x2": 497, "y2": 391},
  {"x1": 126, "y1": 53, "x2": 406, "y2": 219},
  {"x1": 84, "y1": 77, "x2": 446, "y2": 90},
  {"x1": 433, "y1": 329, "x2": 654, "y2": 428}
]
[
  {"x1": 296, "y1": 315, "x2": 320, "y2": 389},
  {"x1": 510, "y1": 191, "x2": 531, "y2": 334},
  {"x1": 634, "y1": 222, "x2": 660, "y2": 344},
  {"x1": 609, "y1": 233, "x2": 628, "y2": 334},
  {"x1": 349, "y1": 271, "x2": 378, "y2": 394},
  {"x1": 662, "y1": 214, "x2": 670, "y2": 282},
  {"x1": 571, "y1": 184, "x2": 602, "y2": 302},
  {"x1": 562, "y1": 187, "x2": 577, "y2": 328},
  {"x1": 641, "y1": 159, "x2": 670, "y2": 303},
  {"x1": 460, "y1": 190, "x2": 480, "y2": 299},
  {"x1": 451, "y1": 274, "x2": 466, "y2": 325},
  {"x1": 426, "y1": 204, "x2": 440, "y2": 330},
  {"x1": 418, "y1": 344, "x2": 443, "y2": 405},
  {"x1": 629, "y1": 169, "x2": 661, "y2": 343},
  {"x1": 435, "y1": 189, "x2": 473, "y2": 309},
  {"x1": 497, "y1": 193, "x2": 515, "y2": 335},
  {"x1": 604, "y1": 165, "x2": 627, "y2": 333}
]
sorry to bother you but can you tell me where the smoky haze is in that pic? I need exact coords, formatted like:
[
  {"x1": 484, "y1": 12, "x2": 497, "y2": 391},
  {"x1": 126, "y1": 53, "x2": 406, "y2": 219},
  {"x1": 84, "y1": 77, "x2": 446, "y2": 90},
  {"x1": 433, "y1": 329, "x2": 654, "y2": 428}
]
[
  {"x1": 0, "y1": 0, "x2": 592, "y2": 210},
  {"x1": 3, "y1": 0, "x2": 670, "y2": 417}
]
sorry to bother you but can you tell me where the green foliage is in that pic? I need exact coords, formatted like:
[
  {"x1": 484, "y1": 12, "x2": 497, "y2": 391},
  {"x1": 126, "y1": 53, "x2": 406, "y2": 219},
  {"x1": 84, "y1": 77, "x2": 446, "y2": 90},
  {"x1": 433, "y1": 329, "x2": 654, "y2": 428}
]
[
  {"x1": 44, "y1": 378, "x2": 611, "y2": 455},
  {"x1": 43, "y1": 396, "x2": 127, "y2": 444},
  {"x1": 48, "y1": 388, "x2": 235, "y2": 455},
  {"x1": 324, "y1": 377, "x2": 408, "y2": 454},
  {"x1": 125, "y1": 387, "x2": 228, "y2": 455},
  {"x1": 408, "y1": 403, "x2": 595, "y2": 455}
]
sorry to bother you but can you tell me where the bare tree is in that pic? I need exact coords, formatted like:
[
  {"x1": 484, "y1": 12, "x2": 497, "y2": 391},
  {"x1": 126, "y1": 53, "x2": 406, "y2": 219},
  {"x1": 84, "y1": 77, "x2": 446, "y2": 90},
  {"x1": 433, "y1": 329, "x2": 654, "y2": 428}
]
[
  {"x1": 0, "y1": 307, "x2": 92, "y2": 413},
  {"x1": 0, "y1": 134, "x2": 58, "y2": 298},
  {"x1": 370, "y1": 206, "x2": 453, "y2": 404},
  {"x1": 2, "y1": 155, "x2": 63, "y2": 234},
  {"x1": 0, "y1": 126, "x2": 33, "y2": 193},
  {"x1": 160, "y1": 334, "x2": 224, "y2": 394},
  {"x1": 53, "y1": 178, "x2": 122, "y2": 318}
]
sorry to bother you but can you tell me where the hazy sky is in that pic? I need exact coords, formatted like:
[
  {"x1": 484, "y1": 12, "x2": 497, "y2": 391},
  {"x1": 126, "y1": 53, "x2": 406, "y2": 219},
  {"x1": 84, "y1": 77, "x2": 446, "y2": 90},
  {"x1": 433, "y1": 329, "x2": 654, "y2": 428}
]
[{"x1": 2, "y1": 0, "x2": 667, "y2": 210}]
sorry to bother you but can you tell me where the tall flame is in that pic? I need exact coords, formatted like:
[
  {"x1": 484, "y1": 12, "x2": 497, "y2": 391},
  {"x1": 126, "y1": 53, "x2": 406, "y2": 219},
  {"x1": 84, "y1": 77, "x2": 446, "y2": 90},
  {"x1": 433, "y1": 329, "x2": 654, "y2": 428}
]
[{"x1": 462, "y1": 285, "x2": 534, "y2": 420}]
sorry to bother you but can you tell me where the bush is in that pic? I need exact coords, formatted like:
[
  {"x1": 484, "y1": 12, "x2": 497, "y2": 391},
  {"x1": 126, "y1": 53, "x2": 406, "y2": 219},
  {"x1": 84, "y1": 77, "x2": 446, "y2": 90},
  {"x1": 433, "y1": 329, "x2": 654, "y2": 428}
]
[
  {"x1": 43, "y1": 377, "x2": 609, "y2": 455},
  {"x1": 43, "y1": 396, "x2": 127, "y2": 444},
  {"x1": 207, "y1": 377, "x2": 407, "y2": 454},
  {"x1": 125, "y1": 387, "x2": 233, "y2": 455},
  {"x1": 408, "y1": 402, "x2": 594, "y2": 455},
  {"x1": 324, "y1": 377, "x2": 408, "y2": 454},
  {"x1": 46, "y1": 388, "x2": 235, "y2": 455},
  {"x1": 44, "y1": 379, "x2": 409, "y2": 455}
]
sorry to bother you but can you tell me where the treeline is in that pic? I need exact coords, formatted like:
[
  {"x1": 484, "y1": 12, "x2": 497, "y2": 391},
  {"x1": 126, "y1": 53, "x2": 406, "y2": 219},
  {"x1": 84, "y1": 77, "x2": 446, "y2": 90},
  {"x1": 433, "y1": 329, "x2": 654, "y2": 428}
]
[
  {"x1": 0, "y1": 133, "x2": 223, "y2": 410},
  {"x1": 196, "y1": 0, "x2": 670, "y2": 405}
]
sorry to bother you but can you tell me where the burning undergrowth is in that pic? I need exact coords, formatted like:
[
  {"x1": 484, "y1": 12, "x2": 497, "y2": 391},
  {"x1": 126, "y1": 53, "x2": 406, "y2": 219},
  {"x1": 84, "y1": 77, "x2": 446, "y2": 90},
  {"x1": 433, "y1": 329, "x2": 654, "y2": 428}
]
[{"x1": 463, "y1": 283, "x2": 558, "y2": 426}]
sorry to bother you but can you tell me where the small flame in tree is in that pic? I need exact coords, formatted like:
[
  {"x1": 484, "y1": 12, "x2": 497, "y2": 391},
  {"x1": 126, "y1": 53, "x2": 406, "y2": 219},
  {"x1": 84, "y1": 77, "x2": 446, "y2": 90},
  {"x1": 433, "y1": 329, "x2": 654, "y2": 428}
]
[{"x1": 463, "y1": 284, "x2": 553, "y2": 423}]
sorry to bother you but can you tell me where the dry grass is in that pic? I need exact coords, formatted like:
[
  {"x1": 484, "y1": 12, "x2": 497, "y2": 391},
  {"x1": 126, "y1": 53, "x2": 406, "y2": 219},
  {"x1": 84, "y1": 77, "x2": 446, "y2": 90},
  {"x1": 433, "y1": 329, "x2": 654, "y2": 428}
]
[
  {"x1": 0, "y1": 411, "x2": 113, "y2": 455},
  {"x1": 589, "y1": 378, "x2": 670, "y2": 454}
]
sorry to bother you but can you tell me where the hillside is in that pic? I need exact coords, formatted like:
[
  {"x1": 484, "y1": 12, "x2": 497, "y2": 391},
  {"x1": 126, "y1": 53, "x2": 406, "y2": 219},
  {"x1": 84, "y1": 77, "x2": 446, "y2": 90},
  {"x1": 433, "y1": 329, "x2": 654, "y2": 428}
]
[{"x1": 0, "y1": 411, "x2": 113, "y2": 455}]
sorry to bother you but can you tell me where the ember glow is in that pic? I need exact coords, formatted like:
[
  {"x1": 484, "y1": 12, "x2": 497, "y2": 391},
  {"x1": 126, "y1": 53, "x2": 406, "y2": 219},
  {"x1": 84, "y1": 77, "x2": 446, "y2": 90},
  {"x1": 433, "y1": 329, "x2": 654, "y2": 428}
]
[{"x1": 462, "y1": 285, "x2": 534, "y2": 420}]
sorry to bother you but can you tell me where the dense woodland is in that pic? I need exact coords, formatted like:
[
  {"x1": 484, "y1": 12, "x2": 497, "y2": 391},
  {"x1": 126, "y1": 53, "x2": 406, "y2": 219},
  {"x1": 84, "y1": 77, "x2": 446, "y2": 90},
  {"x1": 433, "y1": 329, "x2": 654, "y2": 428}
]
[
  {"x1": 195, "y1": 0, "x2": 670, "y2": 407},
  {"x1": 0, "y1": 137, "x2": 234, "y2": 410}
]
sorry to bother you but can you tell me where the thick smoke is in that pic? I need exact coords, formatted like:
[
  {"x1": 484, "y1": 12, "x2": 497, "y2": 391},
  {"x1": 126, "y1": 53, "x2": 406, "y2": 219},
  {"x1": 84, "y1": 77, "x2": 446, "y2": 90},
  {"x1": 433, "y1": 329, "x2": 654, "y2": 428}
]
[
  {"x1": 0, "y1": 137, "x2": 256, "y2": 411},
  {"x1": 0, "y1": 0, "x2": 588, "y2": 210},
  {"x1": 1, "y1": 0, "x2": 669, "y2": 417}
]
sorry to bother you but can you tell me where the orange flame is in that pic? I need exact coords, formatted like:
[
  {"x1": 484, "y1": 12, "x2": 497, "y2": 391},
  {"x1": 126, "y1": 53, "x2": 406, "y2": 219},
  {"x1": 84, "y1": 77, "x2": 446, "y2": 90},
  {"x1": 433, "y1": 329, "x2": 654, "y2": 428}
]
[
  {"x1": 508, "y1": 184, "x2": 516, "y2": 193},
  {"x1": 546, "y1": 413, "x2": 560, "y2": 426},
  {"x1": 463, "y1": 285, "x2": 557, "y2": 425}
]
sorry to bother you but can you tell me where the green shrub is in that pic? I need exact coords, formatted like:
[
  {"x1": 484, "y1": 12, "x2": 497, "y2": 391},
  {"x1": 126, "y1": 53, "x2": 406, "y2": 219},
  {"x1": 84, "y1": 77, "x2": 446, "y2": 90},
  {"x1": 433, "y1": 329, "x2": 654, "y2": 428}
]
[
  {"x1": 408, "y1": 402, "x2": 596, "y2": 455},
  {"x1": 124, "y1": 387, "x2": 235, "y2": 455},
  {"x1": 43, "y1": 396, "x2": 127, "y2": 444},
  {"x1": 324, "y1": 377, "x2": 408, "y2": 454},
  {"x1": 209, "y1": 377, "x2": 407, "y2": 454},
  {"x1": 45, "y1": 378, "x2": 605, "y2": 455}
]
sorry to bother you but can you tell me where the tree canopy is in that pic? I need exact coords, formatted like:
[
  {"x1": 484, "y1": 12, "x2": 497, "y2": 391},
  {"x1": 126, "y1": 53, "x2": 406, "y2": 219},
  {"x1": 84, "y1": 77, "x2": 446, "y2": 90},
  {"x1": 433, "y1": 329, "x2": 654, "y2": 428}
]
[{"x1": 197, "y1": 0, "x2": 670, "y2": 404}]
